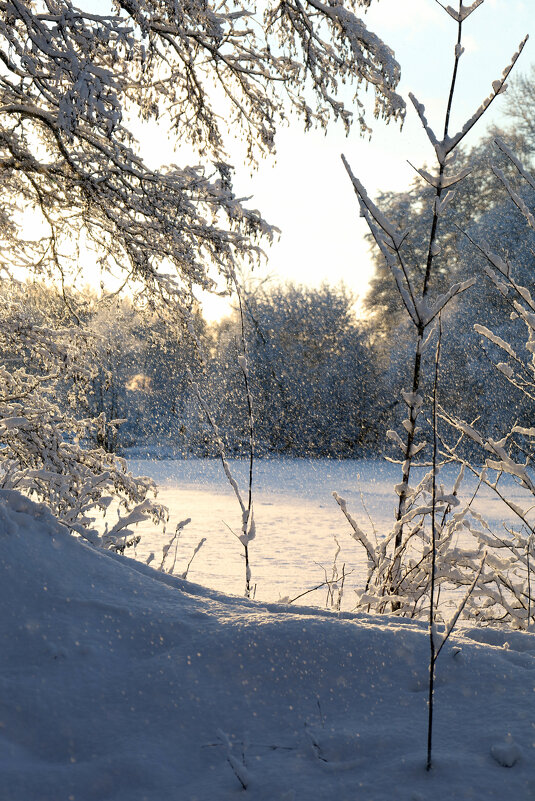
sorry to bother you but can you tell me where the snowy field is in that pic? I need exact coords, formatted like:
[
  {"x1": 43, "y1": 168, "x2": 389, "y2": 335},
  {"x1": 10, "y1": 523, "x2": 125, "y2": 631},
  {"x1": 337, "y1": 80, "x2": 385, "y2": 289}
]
[
  {"x1": 125, "y1": 457, "x2": 535, "y2": 609},
  {"x1": 1, "y1": 489, "x2": 534, "y2": 801}
]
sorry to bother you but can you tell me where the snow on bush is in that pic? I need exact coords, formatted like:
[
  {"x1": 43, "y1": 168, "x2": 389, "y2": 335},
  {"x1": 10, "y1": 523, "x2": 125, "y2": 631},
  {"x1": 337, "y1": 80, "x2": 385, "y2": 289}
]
[{"x1": 0, "y1": 283, "x2": 166, "y2": 549}]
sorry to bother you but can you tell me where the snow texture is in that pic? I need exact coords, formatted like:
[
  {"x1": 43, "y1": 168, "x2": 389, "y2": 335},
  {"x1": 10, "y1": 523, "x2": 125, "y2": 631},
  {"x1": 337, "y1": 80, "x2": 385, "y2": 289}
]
[{"x1": 1, "y1": 488, "x2": 534, "y2": 800}]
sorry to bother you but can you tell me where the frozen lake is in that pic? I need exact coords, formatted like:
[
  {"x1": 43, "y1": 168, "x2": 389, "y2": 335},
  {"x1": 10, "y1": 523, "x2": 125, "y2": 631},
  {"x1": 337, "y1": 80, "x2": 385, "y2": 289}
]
[{"x1": 124, "y1": 457, "x2": 535, "y2": 610}]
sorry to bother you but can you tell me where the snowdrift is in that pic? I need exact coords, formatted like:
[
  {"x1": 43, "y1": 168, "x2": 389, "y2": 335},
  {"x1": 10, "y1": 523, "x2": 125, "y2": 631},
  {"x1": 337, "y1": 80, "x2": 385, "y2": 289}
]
[{"x1": 0, "y1": 489, "x2": 534, "y2": 801}]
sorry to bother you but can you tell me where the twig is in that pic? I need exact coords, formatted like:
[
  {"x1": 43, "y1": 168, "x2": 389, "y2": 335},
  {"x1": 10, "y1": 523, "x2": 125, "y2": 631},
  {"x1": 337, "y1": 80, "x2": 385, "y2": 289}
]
[{"x1": 285, "y1": 570, "x2": 355, "y2": 605}]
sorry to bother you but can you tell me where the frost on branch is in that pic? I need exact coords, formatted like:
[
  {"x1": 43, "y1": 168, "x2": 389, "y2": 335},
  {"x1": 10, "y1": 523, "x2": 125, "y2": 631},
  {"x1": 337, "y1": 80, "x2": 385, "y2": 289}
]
[
  {"x1": 438, "y1": 37, "x2": 528, "y2": 160},
  {"x1": 0, "y1": 1, "x2": 403, "y2": 301},
  {"x1": 436, "y1": 1, "x2": 485, "y2": 23},
  {"x1": 493, "y1": 169, "x2": 535, "y2": 230},
  {"x1": 341, "y1": 154, "x2": 407, "y2": 249},
  {"x1": 474, "y1": 325, "x2": 518, "y2": 359},
  {"x1": 333, "y1": 463, "x2": 494, "y2": 621},
  {"x1": 0, "y1": 283, "x2": 167, "y2": 549},
  {"x1": 301, "y1": 0, "x2": 405, "y2": 126},
  {"x1": 332, "y1": 491, "x2": 376, "y2": 566},
  {"x1": 408, "y1": 94, "x2": 440, "y2": 153},
  {"x1": 410, "y1": 162, "x2": 473, "y2": 190},
  {"x1": 494, "y1": 137, "x2": 535, "y2": 192},
  {"x1": 409, "y1": 38, "x2": 528, "y2": 165}
]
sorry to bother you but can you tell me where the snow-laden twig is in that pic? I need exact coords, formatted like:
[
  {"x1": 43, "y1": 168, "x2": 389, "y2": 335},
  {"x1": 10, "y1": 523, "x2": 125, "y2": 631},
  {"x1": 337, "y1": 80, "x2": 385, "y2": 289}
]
[
  {"x1": 491, "y1": 166, "x2": 535, "y2": 230},
  {"x1": 232, "y1": 273, "x2": 256, "y2": 598},
  {"x1": 426, "y1": 313, "x2": 442, "y2": 771},
  {"x1": 332, "y1": 492, "x2": 376, "y2": 566},
  {"x1": 341, "y1": 154, "x2": 408, "y2": 250},
  {"x1": 494, "y1": 136, "x2": 535, "y2": 193},
  {"x1": 437, "y1": 35, "x2": 528, "y2": 160},
  {"x1": 181, "y1": 537, "x2": 207, "y2": 580},
  {"x1": 282, "y1": 569, "x2": 355, "y2": 607},
  {"x1": 435, "y1": 1, "x2": 484, "y2": 23},
  {"x1": 158, "y1": 517, "x2": 191, "y2": 573},
  {"x1": 435, "y1": 554, "x2": 486, "y2": 658},
  {"x1": 217, "y1": 729, "x2": 249, "y2": 790},
  {"x1": 189, "y1": 273, "x2": 256, "y2": 597}
]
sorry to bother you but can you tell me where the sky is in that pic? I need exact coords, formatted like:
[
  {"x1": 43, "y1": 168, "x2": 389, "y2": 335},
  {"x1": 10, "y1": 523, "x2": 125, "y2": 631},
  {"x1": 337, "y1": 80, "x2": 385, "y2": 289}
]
[{"x1": 190, "y1": 0, "x2": 534, "y2": 320}]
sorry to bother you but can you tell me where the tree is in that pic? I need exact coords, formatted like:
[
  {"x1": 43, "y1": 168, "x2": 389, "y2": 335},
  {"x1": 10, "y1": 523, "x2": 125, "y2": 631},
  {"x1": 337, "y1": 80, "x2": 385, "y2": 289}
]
[
  {"x1": 0, "y1": 0, "x2": 404, "y2": 301},
  {"x1": 363, "y1": 120, "x2": 535, "y2": 438},
  {"x1": 122, "y1": 301, "x2": 208, "y2": 451},
  {"x1": 439, "y1": 133, "x2": 535, "y2": 630},
  {"x1": 364, "y1": 130, "x2": 535, "y2": 336},
  {"x1": 335, "y1": 6, "x2": 530, "y2": 604},
  {"x1": 0, "y1": 278, "x2": 166, "y2": 548},
  {"x1": 74, "y1": 296, "x2": 140, "y2": 452},
  {"x1": 337, "y1": 4, "x2": 528, "y2": 769},
  {"x1": 205, "y1": 282, "x2": 383, "y2": 456}
]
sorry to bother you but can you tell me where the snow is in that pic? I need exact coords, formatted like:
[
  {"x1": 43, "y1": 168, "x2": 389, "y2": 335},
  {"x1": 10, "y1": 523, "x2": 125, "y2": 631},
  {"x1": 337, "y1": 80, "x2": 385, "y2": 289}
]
[
  {"x1": 120, "y1": 458, "x2": 535, "y2": 609},
  {"x1": 125, "y1": 458, "x2": 402, "y2": 605},
  {"x1": 1, "y1": 487, "x2": 535, "y2": 800}
]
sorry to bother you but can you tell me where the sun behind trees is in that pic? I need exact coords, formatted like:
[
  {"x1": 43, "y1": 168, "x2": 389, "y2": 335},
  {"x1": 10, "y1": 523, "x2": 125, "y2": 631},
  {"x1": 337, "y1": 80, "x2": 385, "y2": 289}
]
[
  {"x1": 0, "y1": 0, "x2": 404, "y2": 539},
  {"x1": 3, "y1": 280, "x2": 385, "y2": 457}
]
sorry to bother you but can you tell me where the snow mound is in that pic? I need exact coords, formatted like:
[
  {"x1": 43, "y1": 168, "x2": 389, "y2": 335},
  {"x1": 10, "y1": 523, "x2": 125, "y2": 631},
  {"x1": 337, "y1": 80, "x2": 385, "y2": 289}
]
[{"x1": 1, "y1": 490, "x2": 534, "y2": 800}]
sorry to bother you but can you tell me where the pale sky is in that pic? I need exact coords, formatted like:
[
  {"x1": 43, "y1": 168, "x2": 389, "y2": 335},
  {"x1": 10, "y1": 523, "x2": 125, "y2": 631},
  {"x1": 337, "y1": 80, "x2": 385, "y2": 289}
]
[{"x1": 193, "y1": 0, "x2": 534, "y2": 319}]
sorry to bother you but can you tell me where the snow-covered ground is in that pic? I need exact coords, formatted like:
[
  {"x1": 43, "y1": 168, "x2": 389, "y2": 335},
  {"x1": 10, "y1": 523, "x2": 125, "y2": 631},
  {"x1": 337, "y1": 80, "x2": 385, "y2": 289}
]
[
  {"x1": 125, "y1": 457, "x2": 535, "y2": 609},
  {"x1": 1, "y1": 488, "x2": 534, "y2": 801}
]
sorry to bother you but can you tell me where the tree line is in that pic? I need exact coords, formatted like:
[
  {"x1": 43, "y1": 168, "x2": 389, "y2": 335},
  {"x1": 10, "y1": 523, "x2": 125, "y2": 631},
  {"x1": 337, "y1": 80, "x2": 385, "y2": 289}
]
[{"x1": 2, "y1": 280, "x2": 390, "y2": 457}]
